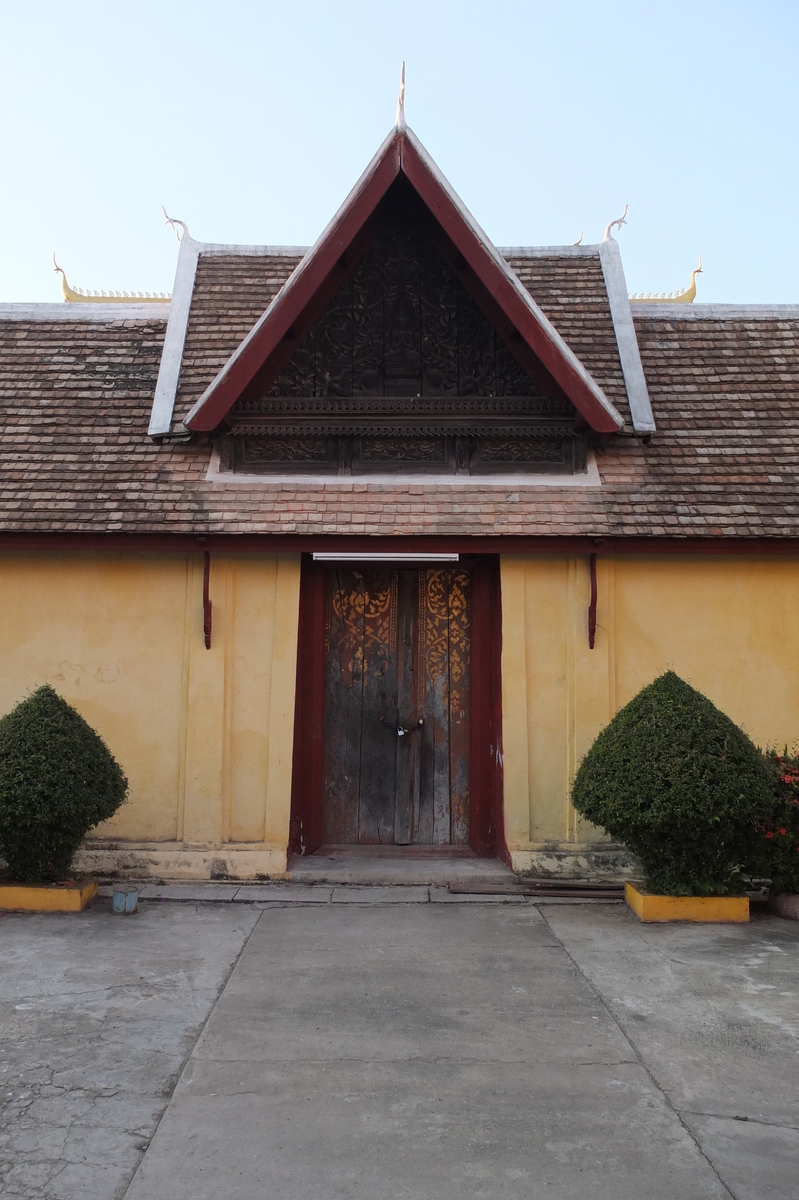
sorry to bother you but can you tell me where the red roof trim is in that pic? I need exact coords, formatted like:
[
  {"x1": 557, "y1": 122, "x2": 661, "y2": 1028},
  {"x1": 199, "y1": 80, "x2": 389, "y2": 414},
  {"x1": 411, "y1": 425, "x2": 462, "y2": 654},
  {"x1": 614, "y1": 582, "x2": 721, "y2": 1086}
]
[
  {"x1": 2, "y1": 532, "x2": 798, "y2": 557},
  {"x1": 185, "y1": 127, "x2": 623, "y2": 435}
]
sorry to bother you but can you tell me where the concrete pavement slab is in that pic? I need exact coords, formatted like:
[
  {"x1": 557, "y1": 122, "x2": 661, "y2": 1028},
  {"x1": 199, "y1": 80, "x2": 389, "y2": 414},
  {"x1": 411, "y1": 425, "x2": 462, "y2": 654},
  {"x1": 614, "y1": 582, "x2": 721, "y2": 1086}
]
[
  {"x1": 129, "y1": 1058, "x2": 728, "y2": 1200},
  {"x1": 137, "y1": 884, "x2": 240, "y2": 901},
  {"x1": 184, "y1": 907, "x2": 634, "y2": 1068},
  {"x1": 233, "y1": 885, "x2": 333, "y2": 904},
  {"x1": 681, "y1": 1113, "x2": 799, "y2": 1200},
  {"x1": 429, "y1": 889, "x2": 528, "y2": 902},
  {"x1": 124, "y1": 905, "x2": 729, "y2": 1200},
  {"x1": 543, "y1": 904, "x2": 799, "y2": 1199},
  {"x1": 0, "y1": 901, "x2": 258, "y2": 1200},
  {"x1": 331, "y1": 885, "x2": 430, "y2": 903}
]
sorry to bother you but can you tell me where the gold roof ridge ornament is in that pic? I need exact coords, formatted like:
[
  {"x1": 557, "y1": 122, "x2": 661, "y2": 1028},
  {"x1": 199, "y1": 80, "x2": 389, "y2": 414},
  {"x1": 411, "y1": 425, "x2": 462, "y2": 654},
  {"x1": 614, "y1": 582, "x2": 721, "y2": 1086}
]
[
  {"x1": 53, "y1": 254, "x2": 170, "y2": 304},
  {"x1": 630, "y1": 255, "x2": 703, "y2": 303}
]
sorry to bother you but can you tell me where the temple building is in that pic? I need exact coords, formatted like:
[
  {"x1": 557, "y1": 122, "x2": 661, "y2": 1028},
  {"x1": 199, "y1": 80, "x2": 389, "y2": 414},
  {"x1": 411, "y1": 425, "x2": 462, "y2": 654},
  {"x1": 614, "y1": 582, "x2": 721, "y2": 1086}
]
[{"x1": 2, "y1": 111, "x2": 798, "y2": 881}]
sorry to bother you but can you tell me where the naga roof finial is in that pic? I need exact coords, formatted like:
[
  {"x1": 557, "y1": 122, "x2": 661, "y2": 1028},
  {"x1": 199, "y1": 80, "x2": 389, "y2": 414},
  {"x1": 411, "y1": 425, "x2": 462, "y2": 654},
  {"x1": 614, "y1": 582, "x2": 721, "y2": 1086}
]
[
  {"x1": 395, "y1": 62, "x2": 406, "y2": 131},
  {"x1": 629, "y1": 255, "x2": 703, "y2": 304},
  {"x1": 161, "y1": 206, "x2": 191, "y2": 243},
  {"x1": 573, "y1": 233, "x2": 583, "y2": 246},
  {"x1": 52, "y1": 252, "x2": 170, "y2": 303},
  {"x1": 603, "y1": 205, "x2": 628, "y2": 242},
  {"x1": 52, "y1": 254, "x2": 71, "y2": 301}
]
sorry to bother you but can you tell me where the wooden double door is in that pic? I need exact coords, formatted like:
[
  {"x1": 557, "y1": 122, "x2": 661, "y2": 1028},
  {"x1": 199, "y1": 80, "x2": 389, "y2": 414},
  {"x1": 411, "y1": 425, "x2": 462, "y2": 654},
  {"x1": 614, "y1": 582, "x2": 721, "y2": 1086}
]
[{"x1": 322, "y1": 566, "x2": 471, "y2": 846}]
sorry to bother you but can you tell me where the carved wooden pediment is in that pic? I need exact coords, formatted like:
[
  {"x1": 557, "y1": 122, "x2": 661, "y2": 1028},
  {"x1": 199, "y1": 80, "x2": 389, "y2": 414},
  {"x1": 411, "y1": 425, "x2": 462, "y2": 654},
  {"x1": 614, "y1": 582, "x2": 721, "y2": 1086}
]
[
  {"x1": 187, "y1": 123, "x2": 622, "y2": 450},
  {"x1": 225, "y1": 187, "x2": 586, "y2": 476}
]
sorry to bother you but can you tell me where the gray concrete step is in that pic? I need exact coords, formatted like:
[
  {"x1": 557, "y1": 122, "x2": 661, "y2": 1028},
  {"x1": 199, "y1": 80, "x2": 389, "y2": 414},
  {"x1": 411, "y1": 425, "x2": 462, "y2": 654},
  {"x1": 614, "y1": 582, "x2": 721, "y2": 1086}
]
[{"x1": 288, "y1": 847, "x2": 517, "y2": 886}]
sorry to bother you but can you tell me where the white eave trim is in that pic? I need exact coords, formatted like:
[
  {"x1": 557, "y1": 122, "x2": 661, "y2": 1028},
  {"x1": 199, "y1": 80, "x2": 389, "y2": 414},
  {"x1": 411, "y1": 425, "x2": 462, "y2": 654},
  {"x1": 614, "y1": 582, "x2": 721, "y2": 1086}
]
[
  {"x1": 0, "y1": 303, "x2": 170, "y2": 322},
  {"x1": 147, "y1": 240, "x2": 310, "y2": 438},
  {"x1": 498, "y1": 244, "x2": 602, "y2": 258},
  {"x1": 148, "y1": 234, "x2": 202, "y2": 436},
  {"x1": 632, "y1": 303, "x2": 799, "y2": 320},
  {"x1": 598, "y1": 239, "x2": 655, "y2": 435}
]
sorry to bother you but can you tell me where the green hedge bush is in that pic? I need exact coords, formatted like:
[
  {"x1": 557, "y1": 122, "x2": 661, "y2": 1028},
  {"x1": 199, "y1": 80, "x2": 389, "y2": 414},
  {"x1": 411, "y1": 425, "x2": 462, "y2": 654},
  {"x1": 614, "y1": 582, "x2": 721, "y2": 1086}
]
[
  {"x1": 0, "y1": 685, "x2": 128, "y2": 883},
  {"x1": 571, "y1": 671, "x2": 773, "y2": 896},
  {"x1": 751, "y1": 751, "x2": 799, "y2": 893}
]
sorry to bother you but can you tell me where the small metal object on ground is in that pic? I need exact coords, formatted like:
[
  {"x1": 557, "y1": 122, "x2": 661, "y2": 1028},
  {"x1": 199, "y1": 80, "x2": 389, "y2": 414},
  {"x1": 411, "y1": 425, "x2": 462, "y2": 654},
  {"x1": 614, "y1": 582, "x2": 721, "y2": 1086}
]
[{"x1": 112, "y1": 886, "x2": 139, "y2": 915}]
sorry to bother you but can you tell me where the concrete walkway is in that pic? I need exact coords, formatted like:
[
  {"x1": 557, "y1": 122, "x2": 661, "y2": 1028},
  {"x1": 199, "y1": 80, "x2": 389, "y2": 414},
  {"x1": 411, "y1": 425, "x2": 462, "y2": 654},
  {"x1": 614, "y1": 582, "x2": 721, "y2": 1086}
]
[{"x1": 2, "y1": 891, "x2": 797, "y2": 1199}]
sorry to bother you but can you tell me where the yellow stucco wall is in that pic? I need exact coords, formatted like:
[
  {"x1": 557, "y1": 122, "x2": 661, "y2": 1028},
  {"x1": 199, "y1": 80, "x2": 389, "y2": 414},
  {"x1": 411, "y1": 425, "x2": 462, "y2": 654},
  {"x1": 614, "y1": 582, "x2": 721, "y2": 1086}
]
[
  {"x1": 3, "y1": 549, "x2": 798, "y2": 878},
  {"x1": 0, "y1": 552, "x2": 301, "y2": 877},
  {"x1": 501, "y1": 554, "x2": 799, "y2": 870}
]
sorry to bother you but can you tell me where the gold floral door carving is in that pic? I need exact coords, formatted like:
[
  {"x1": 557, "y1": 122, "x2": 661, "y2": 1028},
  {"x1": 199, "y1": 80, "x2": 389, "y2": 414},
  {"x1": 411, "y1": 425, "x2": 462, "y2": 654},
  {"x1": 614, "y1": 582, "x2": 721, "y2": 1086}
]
[{"x1": 322, "y1": 566, "x2": 471, "y2": 845}]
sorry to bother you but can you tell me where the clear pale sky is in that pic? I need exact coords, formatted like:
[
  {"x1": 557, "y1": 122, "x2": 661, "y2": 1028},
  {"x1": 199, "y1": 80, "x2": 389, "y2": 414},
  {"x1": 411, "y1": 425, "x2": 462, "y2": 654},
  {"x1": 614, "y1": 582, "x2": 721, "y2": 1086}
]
[{"x1": 1, "y1": 0, "x2": 797, "y2": 304}]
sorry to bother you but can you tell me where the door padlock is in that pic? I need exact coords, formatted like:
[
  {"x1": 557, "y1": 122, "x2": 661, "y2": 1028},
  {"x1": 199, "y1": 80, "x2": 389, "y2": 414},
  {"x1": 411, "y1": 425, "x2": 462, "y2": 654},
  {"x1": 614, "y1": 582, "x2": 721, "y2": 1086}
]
[{"x1": 380, "y1": 716, "x2": 424, "y2": 737}]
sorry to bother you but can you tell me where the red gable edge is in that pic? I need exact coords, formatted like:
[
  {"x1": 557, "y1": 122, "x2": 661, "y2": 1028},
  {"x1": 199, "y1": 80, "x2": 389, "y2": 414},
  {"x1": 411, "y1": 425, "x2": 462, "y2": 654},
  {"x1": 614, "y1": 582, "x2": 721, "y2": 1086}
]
[{"x1": 184, "y1": 126, "x2": 624, "y2": 435}]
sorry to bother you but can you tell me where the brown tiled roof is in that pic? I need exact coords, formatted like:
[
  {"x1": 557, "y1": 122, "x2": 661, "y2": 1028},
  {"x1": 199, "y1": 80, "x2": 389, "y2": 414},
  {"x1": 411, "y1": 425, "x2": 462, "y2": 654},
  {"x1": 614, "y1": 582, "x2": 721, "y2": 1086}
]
[
  {"x1": 506, "y1": 255, "x2": 632, "y2": 428},
  {"x1": 176, "y1": 253, "x2": 301, "y2": 413},
  {"x1": 1, "y1": 254, "x2": 798, "y2": 540}
]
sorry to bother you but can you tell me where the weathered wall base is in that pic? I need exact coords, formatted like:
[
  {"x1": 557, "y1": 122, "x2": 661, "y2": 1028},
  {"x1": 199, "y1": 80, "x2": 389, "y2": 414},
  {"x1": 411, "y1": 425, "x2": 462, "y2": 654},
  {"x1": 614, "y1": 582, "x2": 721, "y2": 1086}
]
[
  {"x1": 510, "y1": 843, "x2": 641, "y2": 880},
  {"x1": 74, "y1": 840, "x2": 289, "y2": 881}
]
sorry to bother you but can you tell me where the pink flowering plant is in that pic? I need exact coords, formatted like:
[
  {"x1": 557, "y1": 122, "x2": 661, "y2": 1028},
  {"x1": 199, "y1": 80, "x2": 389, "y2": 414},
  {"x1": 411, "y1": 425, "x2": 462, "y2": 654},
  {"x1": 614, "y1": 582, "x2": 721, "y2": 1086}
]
[{"x1": 756, "y1": 751, "x2": 799, "y2": 894}]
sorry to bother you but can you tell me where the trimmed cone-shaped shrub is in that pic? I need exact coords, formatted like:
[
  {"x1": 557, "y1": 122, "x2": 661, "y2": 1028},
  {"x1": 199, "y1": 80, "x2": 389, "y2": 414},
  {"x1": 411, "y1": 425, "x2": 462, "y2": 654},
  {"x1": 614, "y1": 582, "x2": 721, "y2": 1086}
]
[
  {"x1": 750, "y1": 751, "x2": 799, "y2": 894},
  {"x1": 571, "y1": 671, "x2": 773, "y2": 896},
  {"x1": 0, "y1": 685, "x2": 128, "y2": 883}
]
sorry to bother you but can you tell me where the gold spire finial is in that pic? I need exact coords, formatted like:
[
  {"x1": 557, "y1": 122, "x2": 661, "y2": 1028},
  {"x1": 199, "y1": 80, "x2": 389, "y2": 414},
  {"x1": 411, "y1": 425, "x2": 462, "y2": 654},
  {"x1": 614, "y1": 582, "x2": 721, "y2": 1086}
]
[
  {"x1": 603, "y1": 205, "x2": 628, "y2": 242},
  {"x1": 395, "y1": 62, "x2": 406, "y2": 130},
  {"x1": 629, "y1": 255, "x2": 703, "y2": 304}
]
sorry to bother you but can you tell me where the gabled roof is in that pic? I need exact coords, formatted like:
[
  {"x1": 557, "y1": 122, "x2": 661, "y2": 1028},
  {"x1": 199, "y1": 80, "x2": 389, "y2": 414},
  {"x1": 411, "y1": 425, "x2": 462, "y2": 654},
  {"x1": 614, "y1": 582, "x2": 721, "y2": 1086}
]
[
  {"x1": 184, "y1": 125, "x2": 624, "y2": 435},
  {"x1": 3, "y1": 301, "x2": 799, "y2": 539}
]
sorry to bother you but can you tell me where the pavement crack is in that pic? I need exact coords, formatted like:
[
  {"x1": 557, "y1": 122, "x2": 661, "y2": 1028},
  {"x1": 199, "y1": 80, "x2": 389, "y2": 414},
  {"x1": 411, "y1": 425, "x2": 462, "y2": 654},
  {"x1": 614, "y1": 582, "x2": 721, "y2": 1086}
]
[
  {"x1": 119, "y1": 910, "x2": 263, "y2": 1200},
  {"x1": 681, "y1": 1109, "x2": 799, "y2": 1133},
  {"x1": 539, "y1": 909, "x2": 741, "y2": 1200}
]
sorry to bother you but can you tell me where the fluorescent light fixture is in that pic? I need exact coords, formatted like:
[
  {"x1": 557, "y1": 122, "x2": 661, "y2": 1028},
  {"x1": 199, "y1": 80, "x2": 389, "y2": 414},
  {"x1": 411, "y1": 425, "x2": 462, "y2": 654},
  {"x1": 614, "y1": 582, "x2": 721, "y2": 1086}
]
[{"x1": 312, "y1": 552, "x2": 459, "y2": 562}]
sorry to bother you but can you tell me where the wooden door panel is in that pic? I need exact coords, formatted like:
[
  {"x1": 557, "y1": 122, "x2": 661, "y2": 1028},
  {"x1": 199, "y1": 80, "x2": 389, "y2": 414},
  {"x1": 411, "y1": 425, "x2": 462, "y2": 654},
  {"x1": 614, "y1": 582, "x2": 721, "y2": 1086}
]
[
  {"x1": 322, "y1": 571, "x2": 365, "y2": 844},
  {"x1": 394, "y1": 571, "x2": 421, "y2": 844},
  {"x1": 447, "y1": 571, "x2": 471, "y2": 846},
  {"x1": 322, "y1": 564, "x2": 470, "y2": 846},
  {"x1": 420, "y1": 568, "x2": 471, "y2": 846},
  {"x1": 357, "y1": 570, "x2": 398, "y2": 844}
]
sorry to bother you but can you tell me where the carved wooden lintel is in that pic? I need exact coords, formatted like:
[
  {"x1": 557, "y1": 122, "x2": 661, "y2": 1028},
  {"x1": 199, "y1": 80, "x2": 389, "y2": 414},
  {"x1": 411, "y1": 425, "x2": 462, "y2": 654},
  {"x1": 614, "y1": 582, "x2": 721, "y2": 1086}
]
[{"x1": 220, "y1": 427, "x2": 586, "y2": 476}]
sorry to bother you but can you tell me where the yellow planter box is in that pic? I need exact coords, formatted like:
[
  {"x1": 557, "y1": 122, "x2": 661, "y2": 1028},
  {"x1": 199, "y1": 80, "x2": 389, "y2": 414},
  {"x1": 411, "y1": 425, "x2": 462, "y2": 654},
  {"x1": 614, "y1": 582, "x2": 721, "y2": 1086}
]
[
  {"x1": 0, "y1": 880, "x2": 98, "y2": 912},
  {"x1": 625, "y1": 882, "x2": 749, "y2": 923}
]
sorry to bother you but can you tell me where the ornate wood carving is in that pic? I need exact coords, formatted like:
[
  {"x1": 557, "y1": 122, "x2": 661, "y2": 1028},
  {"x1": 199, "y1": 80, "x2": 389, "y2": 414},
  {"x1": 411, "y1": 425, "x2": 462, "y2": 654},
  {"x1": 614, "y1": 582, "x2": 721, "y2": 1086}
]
[
  {"x1": 361, "y1": 437, "x2": 446, "y2": 462},
  {"x1": 254, "y1": 207, "x2": 567, "y2": 406},
  {"x1": 241, "y1": 437, "x2": 329, "y2": 463},
  {"x1": 478, "y1": 438, "x2": 564, "y2": 463},
  {"x1": 226, "y1": 203, "x2": 587, "y2": 476}
]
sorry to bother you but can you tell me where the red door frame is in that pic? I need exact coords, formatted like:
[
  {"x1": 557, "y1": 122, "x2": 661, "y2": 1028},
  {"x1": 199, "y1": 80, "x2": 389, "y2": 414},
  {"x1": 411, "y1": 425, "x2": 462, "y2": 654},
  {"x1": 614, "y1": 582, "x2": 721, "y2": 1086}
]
[{"x1": 288, "y1": 554, "x2": 508, "y2": 862}]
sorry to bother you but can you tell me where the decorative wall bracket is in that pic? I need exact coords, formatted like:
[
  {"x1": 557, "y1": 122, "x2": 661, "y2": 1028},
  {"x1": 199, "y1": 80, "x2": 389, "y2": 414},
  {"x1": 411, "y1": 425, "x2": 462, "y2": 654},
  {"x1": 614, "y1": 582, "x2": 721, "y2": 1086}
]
[
  {"x1": 588, "y1": 553, "x2": 598, "y2": 650},
  {"x1": 203, "y1": 551, "x2": 212, "y2": 649}
]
